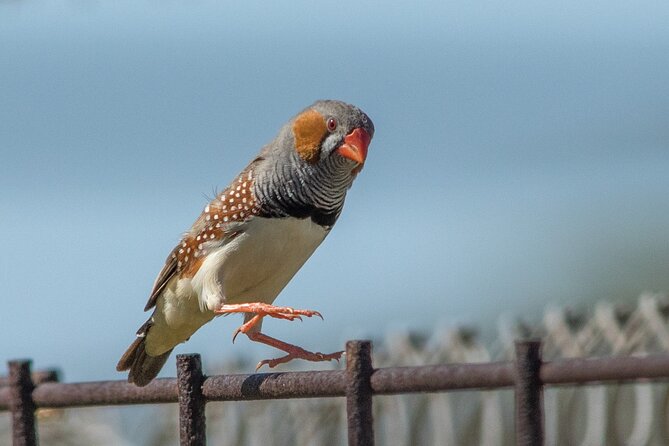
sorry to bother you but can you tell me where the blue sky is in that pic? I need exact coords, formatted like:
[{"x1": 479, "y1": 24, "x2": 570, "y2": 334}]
[{"x1": 1, "y1": 1, "x2": 669, "y2": 382}]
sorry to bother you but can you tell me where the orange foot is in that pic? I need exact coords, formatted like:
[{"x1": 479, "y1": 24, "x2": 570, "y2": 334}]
[
  {"x1": 214, "y1": 302, "x2": 343, "y2": 370},
  {"x1": 249, "y1": 332, "x2": 343, "y2": 370}
]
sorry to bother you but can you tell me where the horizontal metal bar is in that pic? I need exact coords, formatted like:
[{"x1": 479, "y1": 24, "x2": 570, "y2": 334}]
[
  {"x1": 31, "y1": 379, "x2": 177, "y2": 408},
  {"x1": 202, "y1": 370, "x2": 346, "y2": 401},
  {"x1": 542, "y1": 353, "x2": 669, "y2": 385},
  {"x1": 371, "y1": 361, "x2": 515, "y2": 394},
  {"x1": 204, "y1": 359, "x2": 514, "y2": 402},
  {"x1": 3, "y1": 354, "x2": 669, "y2": 410}
]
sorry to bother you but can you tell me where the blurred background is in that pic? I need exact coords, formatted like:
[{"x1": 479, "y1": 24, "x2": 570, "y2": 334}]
[{"x1": 1, "y1": 0, "x2": 668, "y2": 387}]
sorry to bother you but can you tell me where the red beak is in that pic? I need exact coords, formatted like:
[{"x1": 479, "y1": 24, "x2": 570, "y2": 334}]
[{"x1": 336, "y1": 128, "x2": 371, "y2": 165}]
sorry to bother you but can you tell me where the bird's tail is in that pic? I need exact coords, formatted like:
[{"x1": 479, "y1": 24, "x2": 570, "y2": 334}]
[{"x1": 116, "y1": 319, "x2": 173, "y2": 387}]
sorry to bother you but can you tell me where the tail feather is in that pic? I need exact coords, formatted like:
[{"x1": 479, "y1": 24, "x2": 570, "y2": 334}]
[{"x1": 117, "y1": 320, "x2": 173, "y2": 387}]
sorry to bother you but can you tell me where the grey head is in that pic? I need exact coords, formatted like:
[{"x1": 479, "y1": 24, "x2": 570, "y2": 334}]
[{"x1": 252, "y1": 100, "x2": 375, "y2": 228}]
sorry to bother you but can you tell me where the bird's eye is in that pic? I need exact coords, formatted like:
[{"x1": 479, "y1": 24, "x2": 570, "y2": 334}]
[{"x1": 326, "y1": 117, "x2": 337, "y2": 132}]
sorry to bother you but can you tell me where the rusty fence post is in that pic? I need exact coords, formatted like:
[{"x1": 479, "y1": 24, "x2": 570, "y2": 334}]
[
  {"x1": 8, "y1": 360, "x2": 38, "y2": 446},
  {"x1": 515, "y1": 340, "x2": 544, "y2": 446},
  {"x1": 177, "y1": 354, "x2": 206, "y2": 446},
  {"x1": 346, "y1": 340, "x2": 374, "y2": 446}
]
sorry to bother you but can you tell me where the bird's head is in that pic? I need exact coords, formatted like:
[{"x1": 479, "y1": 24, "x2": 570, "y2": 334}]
[
  {"x1": 255, "y1": 100, "x2": 374, "y2": 222},
  {"x1": 290, "y1": 100, "x2": 374, "y2": 176},
  {"x1": 262, "y1": 100, "x2": 374, "y2": 182}
]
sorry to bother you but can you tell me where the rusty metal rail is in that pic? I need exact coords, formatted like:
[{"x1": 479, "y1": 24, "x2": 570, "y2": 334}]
[{"x1": 4, "y1": 339, "x2": 669, "y2": 445}]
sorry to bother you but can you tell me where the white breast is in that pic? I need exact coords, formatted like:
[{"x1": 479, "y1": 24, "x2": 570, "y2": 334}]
[
  {"x1": 146, "y1": 216, "x2": 328, "y2": 356},
  {"x1": 192, "y1": 216, "x2": 329, "y2": 311}
]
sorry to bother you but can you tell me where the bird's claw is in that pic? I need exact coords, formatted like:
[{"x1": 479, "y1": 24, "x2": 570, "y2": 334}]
[
  {"x1": 255, "y1": 350, "x2": 344, "y2": 370},
  {"x1": 228, "y1": 306, "x2": 323, "y2": 344},
  {"x1": 268, "y1": 313, "x2": 304, "y2": 322},
  {"x1": 265, "y1": 308, "x2": 322, "y2": 321},
  {"x1": 232, "y1": 328, "x2": 242, "y2": 344}
]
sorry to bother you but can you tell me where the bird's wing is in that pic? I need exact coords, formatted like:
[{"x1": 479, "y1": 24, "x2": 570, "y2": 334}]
[
  {"x1": 144, "y1": 250, "x2": 179, "y2": 311},
  {"x1": 143, "y1": 166, "x2": 262, "y2": 311}
]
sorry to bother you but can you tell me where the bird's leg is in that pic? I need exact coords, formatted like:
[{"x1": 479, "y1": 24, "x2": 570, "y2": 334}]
[
  {"x1": 230, "y1": 313, "x2": 264, "y2": 343},
  {"x1": 216, "y1": 303, "x2": 323, "y2": 342},
  {"x1": 247, "y1": 332, "x2": 343, "y2": 370},
  {"x1": 215, "y1": 303, "x2": 323, "y2": 321},
  {"x1": 214, "y1": 302, "x2": 342, "y2": 369}
]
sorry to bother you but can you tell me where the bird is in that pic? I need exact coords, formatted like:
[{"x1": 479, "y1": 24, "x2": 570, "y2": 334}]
[{"x1": 117, "y1": 100, "x2": 374, "y2": 386}]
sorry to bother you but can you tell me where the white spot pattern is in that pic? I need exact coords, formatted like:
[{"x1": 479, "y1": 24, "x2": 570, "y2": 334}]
[{"x1": 170, "y1": 169, "x2": 261, "y2": 277}]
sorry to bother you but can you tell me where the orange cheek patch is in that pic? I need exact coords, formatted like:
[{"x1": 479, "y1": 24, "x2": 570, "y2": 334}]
[{"x1": 292, "y1": 109, "x2": 327, "y2": 163}]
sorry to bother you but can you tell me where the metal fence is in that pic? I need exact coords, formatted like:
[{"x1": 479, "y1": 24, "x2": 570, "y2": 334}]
[{"x1": 4, "y1": 338, "x2": 669, "y2": 446}]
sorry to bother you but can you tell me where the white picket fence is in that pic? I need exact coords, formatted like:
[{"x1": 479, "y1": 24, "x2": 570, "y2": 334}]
[{"x1": 3, "y1": 292, "x2": 669, "y2": 445}]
